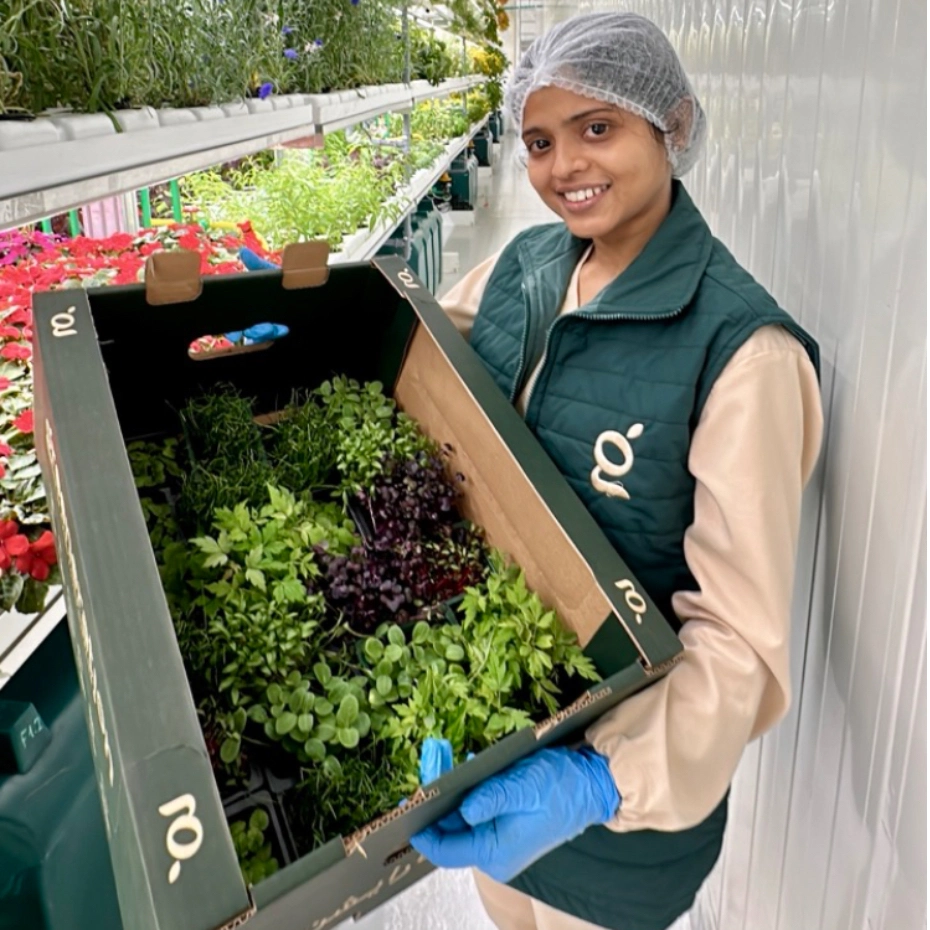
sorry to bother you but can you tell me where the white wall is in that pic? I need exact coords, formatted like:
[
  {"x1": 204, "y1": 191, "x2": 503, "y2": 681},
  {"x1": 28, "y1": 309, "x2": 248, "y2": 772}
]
[{"x1": 540, "y1": 2, "x2": 927, "y2": 928}]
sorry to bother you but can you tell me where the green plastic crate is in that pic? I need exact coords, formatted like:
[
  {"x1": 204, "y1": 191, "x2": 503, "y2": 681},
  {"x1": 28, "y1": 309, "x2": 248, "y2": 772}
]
[{"x1": 0, "y1": 621, "x2": 123, "y2": 930}]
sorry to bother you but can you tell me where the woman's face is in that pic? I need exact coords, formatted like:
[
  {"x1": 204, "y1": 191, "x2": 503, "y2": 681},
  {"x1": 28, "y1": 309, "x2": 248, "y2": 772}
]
[{"x1": 521, "y1": 86, "x2": 672, "y2": 243}]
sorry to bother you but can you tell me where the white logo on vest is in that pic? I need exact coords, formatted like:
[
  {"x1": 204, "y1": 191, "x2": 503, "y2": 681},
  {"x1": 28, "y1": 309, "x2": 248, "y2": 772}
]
[{"x1": 591, "y1": 424, "x2": 644, "y2": 501}]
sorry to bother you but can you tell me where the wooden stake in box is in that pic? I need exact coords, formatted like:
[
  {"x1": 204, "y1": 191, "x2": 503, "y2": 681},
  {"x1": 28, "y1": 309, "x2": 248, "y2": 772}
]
[{"x1": 32, "y1": 245, "x2": 682, "y2": 930}]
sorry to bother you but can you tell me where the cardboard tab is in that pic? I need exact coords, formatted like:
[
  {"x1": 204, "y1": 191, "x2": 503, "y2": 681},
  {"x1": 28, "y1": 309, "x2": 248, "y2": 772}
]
[
  {"x1": 145, "y1": 250, "x2": 203, "y2": 306},
  {"x1": 281, "y1": 241, "x2": 330, "y2": 290}
]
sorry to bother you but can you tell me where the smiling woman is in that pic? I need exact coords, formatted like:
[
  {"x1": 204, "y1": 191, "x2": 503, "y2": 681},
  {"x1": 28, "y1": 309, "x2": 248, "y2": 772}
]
[
  {"x1": 422, "y1": 11, "x2": 824, "y2": 930},
  {"x1": 521, "y1": 92, "x2": 672, "y2": 294}
]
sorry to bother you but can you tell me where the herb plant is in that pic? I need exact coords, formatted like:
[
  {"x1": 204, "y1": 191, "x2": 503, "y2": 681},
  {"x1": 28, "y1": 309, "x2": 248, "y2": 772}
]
[
  {"x1": 164, "y1": 486, "x2": 357, "y2": 766},
  {"x1": 314, "y1": 377, "x2": 432, "y2": 496},
  {"x1": 230, "y1": 808, "x2": 280, "y2": 886},
  {"x1": 318, "y1": 450, "x2": 487, "y2": 632},
  {"x1": 126, "y1": 374, "x2": 600, "y2": 864},
  {"x1": 356, "y1": 555, "x2": 599, "y2": 791},
  {"x1": 176, "y1": 389, "x2": 275, "y2": 533}
]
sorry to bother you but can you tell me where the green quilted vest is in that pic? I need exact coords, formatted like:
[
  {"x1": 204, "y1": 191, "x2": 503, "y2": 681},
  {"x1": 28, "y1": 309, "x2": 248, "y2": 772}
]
[{"x1": 468, "y1": 182, "x2": 819, "y2": 930}]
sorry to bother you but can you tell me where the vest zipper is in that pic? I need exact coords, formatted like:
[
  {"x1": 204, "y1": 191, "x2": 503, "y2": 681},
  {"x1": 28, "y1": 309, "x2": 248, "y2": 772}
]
[
  {"x1": 522, "y1": 306, "x2": 685, "y2": 419},
  {"x1": 510, "y1": 281, "x2": 532, "y2": 402}
]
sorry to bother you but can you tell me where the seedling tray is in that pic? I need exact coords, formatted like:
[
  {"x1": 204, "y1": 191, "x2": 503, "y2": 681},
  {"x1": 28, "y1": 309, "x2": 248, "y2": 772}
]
[{"x1": 32, "y1": 247, "x2": 683, "y2": 930}]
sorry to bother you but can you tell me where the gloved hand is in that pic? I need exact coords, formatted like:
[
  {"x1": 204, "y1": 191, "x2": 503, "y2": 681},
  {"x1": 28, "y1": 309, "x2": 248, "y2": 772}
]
[
  {"x1": 410, "y1": 746, "x2": 620, "y2": 883},
  {"x1": 419, "y1": 737, "x2": 455, "y2": 784},
  {"x1": 239, "y1": 247, "x2": 279, "y2": 271}
]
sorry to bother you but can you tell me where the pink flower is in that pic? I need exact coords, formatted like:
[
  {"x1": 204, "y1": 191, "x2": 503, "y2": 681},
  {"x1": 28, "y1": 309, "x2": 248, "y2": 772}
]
[
  {"x1": 1, "y1": 343, "x2": 30, "y2": 361},
  {"x1": 12, "y1": 409, "x2": 33, "y2": 433}
]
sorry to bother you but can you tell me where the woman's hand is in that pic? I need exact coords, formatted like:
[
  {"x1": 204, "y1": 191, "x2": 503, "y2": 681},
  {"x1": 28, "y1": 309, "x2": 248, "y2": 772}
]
[{"x1": 411, "y1": 746, "x2": 620, "y2": 883}]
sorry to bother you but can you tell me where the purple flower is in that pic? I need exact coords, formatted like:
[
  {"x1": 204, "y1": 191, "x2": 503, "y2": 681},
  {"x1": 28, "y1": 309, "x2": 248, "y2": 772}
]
[
  {"x1": 282, "y1": 25, "x2": 294, "y2": 35},
  {"x1": 258, "y1": 82, "x2": 273, "y2": 99},
  {"x1": 283, "y1": 48, "x2": 299, "y2": 60},
  {"x1": 351, "y1": 0, "x2": 360, "y2": 5}
]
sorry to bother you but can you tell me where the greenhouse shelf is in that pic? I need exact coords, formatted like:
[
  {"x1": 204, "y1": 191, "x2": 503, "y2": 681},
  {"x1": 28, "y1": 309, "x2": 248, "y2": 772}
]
[
  {"x1": 332, "y1": 114, "x2": 489, "y2": 265},
  {"x1": 409, "y1": 75, "x2": 486, "y2": 104},
  {"x1": 0, "y1": 589, "x2": 66, "y2": 691},
  {"x1": 0, "y1": 78, "x2": 487, "y2": 230},
  {"x1": 312, "y1": 82, "x2": 413, "y2": 134}
]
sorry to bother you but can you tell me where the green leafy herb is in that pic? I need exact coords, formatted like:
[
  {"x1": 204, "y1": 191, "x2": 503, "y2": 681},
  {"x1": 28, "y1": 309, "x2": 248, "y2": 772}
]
[{"x1": 229, "y1": 808, "x2": 279, "y2": 886}]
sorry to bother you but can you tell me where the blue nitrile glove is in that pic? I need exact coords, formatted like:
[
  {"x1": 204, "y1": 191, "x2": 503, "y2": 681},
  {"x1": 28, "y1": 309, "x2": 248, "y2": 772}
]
[
  {"x1": 410, "y1": 746, "x2": 620, "y2": 883},
  {"x1": 420, "y1": 737, "x2": 455, "y2": 783},
  {"x1": 407, "y1": 738, "x2": 471, "y2": 832},
  {"x1": 239, "y1": 247, "x2": 279, "y2": 271}
]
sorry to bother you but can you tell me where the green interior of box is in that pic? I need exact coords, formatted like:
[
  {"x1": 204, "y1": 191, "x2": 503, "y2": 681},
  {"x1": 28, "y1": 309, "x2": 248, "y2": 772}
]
[{"x1": 90, "y1": 264, "x2": 416, "y2": 442}]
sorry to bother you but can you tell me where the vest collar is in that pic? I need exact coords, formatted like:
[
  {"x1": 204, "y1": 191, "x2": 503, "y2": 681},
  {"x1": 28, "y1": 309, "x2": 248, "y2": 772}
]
[{"x1": 519, "y1": 181, "x2": 713, "y2": 319}]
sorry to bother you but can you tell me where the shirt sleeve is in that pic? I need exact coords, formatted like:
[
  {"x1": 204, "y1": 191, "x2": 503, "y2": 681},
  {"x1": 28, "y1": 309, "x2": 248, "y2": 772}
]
[
  {"x1": 585, "y1": 324, "x2": 824, "y2": 833},
  {"x1": 438, "y1": 251, "x2": 502, "y2": 339}
]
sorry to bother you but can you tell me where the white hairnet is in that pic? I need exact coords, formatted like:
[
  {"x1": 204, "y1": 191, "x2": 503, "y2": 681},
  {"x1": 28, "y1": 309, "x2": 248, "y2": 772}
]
[{"x1": 505, "y1": 12, "x2": 707, "y2": 177}]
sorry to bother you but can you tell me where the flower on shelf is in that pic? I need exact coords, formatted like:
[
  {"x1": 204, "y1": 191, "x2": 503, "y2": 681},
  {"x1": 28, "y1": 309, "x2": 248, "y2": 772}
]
[
  {"x1": 12, "y1": 409, "x2": 33, "y2": 434},
  {"x1": 0, "y1": 520, "x2": 55, "y2": 581},
  {"x1": 258, "y1": 82, "x2": 274, "y2": 100},
  {"x1": 1, "y1": 343, "x2": 30, "y2": 362},
  {"x1": 282, "y1": 25, "x2": 294, "y2": 35},
  {"x1": 284, "y1": 48, "x2": 299, "y2": 60},
  {"x1": 0, "y1": 222, "x2": 281, "y2": 613},
  {"x1": 16, "y1": 530, "x2": 57, "y2": 582}
]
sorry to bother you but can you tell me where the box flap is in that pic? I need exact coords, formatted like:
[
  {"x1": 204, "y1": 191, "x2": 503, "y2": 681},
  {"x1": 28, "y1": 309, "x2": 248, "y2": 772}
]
[
  {"x1": 281, "y1": 241, "x2": 330, "y2": 290},
  {"x1": 394, "y1": 324, "x2": 614, "y2": 650},
  {"x1": 145, "y1": 250, "x2": 203, "y2": 305},
  {"x1": 32, "y1": 288, "x2": 251, "y2": 930}
]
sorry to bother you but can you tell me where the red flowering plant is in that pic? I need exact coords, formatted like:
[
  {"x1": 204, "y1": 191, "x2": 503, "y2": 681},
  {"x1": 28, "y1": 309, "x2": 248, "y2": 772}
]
[{"x1": 0, "y1": 223, "x2": 279, "y2": 613}]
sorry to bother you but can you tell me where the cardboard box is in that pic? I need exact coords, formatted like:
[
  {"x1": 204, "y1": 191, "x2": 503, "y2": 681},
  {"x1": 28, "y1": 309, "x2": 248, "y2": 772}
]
[{"x1": 31, "y1": 247, "x2": 683, "y2": 930}]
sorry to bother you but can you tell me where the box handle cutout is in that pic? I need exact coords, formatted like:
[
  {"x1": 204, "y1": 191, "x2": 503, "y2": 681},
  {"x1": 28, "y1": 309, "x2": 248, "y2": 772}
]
[
  {"x1": 188, "y1": 323, "x2": 290, "y2": 361},
  {"x1": 383, "y1": 844, "x2": 414, "y2": 867}
]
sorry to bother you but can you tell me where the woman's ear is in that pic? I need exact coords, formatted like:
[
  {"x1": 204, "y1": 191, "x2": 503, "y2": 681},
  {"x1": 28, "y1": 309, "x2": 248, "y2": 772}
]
[{"x1": 665, "y1": 96, "x2": 696, "y2": 156}]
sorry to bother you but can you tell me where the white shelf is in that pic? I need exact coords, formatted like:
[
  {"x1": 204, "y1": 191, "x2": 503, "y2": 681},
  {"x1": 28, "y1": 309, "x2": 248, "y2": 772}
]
[
  {"x1": 409, "y1": 75, "x2": 484, "y2": 104},
  {"x1": 311, "y1": 82, "x2": 413, "y2": 134},
  {"x1": 332, "y1": 115, "x2": 489, "y2": 265},
  {"x1": 0, "y1": 589, "x2": 67, "y2": 691},
  {"x1": 0, "y1": 78, "x2": 487, "y2": 230}
]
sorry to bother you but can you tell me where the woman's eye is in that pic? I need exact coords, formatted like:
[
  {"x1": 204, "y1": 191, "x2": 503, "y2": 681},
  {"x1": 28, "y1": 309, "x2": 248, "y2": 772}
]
[
  {"x1": 587, "y1": 122, "x2": 610, "y2": 137},
  {"x1": 527, "y1": 138, "x2": 550, "y2": 154}
]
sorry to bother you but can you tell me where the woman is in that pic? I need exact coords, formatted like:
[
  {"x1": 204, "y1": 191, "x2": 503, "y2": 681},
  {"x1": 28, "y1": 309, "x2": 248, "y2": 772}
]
[{"x1": 409, "y1": 12, "x2": 824, "y2": 930}]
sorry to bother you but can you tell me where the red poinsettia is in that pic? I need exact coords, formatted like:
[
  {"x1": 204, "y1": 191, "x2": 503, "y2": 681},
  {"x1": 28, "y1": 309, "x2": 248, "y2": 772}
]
[
  {"x1": 16, "y1": 530, "x2": 57, "y2": 581},
  {"x1": 12, "y1": 409, "x2": 33, "y2": 433},
  {"x1": 0, "y1": 519, "x2": 21, "y2": 573},
  {"x1": 0, "y1": 520, "x2": 57, "y2": 580},
  {"x1": 0, "y1": 377, "x2": 10, "y2": 391},
  {"x1": 1, "y1": 343, "x2": 30, "y2": 361},
  {"x1": 5, "y1": 309, "x2": 31, "y2": 326}
]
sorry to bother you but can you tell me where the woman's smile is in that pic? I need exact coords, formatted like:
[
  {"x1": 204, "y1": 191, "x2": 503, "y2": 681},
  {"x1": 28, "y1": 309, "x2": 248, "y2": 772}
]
[{"x1": 557, "y1": 184, "x2": 612, "y2": 212}]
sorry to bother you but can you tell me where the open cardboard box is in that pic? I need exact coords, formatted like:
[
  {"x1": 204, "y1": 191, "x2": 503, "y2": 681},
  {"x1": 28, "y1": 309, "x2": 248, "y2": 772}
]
[{"x1": 31, "y1": 245, "x2": 682, "y2": 930}]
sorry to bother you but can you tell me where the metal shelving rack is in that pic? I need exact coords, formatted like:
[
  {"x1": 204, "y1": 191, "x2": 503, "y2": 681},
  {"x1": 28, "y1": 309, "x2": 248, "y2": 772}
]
[{"x1": 0, "y1": 76, "x2": 486, "y2": 231}]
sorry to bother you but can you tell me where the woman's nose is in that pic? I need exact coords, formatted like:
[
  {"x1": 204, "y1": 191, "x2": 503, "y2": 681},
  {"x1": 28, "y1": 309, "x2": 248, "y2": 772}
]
[{"x1": 551, "y1": 140, "x2": 588, "y2": 179}]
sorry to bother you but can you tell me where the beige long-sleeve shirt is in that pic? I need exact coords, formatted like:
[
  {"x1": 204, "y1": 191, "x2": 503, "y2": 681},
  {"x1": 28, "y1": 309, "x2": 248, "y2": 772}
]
[{"x1": 440, "y1": 251, "x2": 823, "y2": 834}]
